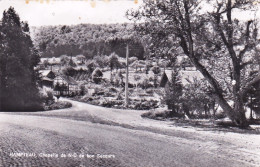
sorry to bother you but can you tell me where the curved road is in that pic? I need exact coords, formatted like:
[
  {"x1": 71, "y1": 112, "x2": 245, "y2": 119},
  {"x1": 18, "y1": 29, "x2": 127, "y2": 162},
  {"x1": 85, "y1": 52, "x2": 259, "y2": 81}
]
[{"x1": 0, "y1": 100, "x2": 259, "y2": 167}]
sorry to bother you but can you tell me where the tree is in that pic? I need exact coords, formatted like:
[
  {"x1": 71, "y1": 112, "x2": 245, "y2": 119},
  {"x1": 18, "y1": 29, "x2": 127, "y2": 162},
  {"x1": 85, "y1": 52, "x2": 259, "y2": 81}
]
[
  {"x1": 62, "y1": 66, "x2": 76, "y2": 77},
  {"x1": 151, "y1": 65, "x2": 161, "y2": 75},
  {"x1": 68, "y1": 58, "x2": 76, "y2": 67},
  {"x1": 33, "y1": 23, "x2": 145, "y2": 59},
  {"x1": 151, "y1": 65, "x2": 161, "y2": 87},
  {"x1": 86, "y1": 60, "x2": 97, "y2": 74},
  {"x1": 43, "y1": 59, "x2": 49, "y2": 68},
  {"x1": 0, "y1": 7, "x2": 42, "y2": 111},
  {"x1": 60, "y1": 25, "x2": 71, "y2": 34},
  {"x1": 93, "y1": 55, "x2": 109, "y2": 68},
  {"x1": 109, "y1": 52, "x2": 121, "y2": 72},
  {"x1": 79, "y1": 84, "x2": 86, "y2": 96},
  {"x1": 92, "y1": 68, "x2": 103, "y2": 84},
  {"x1": 182, "y1": 79, "x2": 215, "y2": 118},
  {"x1": 60, "y1": 55, "x2": 70, "y2": 66},
  {"x1": 127, "y1": 0, "x2": 260, "y2": 127},
  {"x1": 244, "y1": 83, "x2": 260, "y2": 119},
  {"x1": 164, "y1": 68, "x2": 183, "y2": 114}
]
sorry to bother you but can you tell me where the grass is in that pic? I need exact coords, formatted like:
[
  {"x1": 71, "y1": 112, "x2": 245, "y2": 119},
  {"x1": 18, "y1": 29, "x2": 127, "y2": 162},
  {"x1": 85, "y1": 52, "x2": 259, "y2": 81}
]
[{"x1": 142, "y1": 109, "x2": 260, "y2": 134}]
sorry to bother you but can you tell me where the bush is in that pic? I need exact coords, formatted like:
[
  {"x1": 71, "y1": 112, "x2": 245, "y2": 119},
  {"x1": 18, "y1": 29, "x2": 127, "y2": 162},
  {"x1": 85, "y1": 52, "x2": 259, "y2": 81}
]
[
  {"x1": 182, "y1": 80, "x2": 214, "y2": 117},
  {"x1": 130, "y1": 99, "x2": 159, "y2": 110},
  {"x1": 129, "y1": 56, "x2": 138, "y2": 65},
  {"x1": 96, "y1": 91, "x2": 105, "y2": 96},
  {"x1": 139, "y1": 79, "x2": 153, "y2": 89},
  {"x1": 79, "y1": 85, "x2": 87, "y2": 96},
  {"x1": 151, "y1": 65, "x2": 161, "y2": 74},
  {"x1": 40, "y1": 89, "x2": 55, "y2": 105},
  {"x1": 62, "y1": 67, "x2": 77, "y2": 77},
  {"x1": 86, "y1": 60, "x2": 97, "y2": 74},
  {"x1": 109, "y1": 87, "x2": 118, "y2": 93},
  {"x1": 44, "y1": 101, "x2": 72, "y2": 110},
  {"x1": 104, "y1": 91, "x2": 114, "y2": 97},
  {"x1": 109, "y1": 52, "x2": 121, "y2": 71},
  {"x1": 100, "y1": 99, "x2": 124, "y2": 108},
  {"x1": 141, "y1": 110, "x2": 184, "y2": 119},
  {"x1": 145, "y1": 88, "x2": 153, "y2": 95},
  {"x1": 46, "y1": 91, "x2": 55, "y2": 104}
]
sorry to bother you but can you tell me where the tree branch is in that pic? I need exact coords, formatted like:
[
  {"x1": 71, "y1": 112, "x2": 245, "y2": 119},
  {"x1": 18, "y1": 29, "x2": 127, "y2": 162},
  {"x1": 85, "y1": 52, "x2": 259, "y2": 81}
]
[
  {"x1": 240, "y1": 73, "x2": 260, "y2": 96},
  {"x1": 238, "y1": 20, "x2": 253, "y2": 60}
]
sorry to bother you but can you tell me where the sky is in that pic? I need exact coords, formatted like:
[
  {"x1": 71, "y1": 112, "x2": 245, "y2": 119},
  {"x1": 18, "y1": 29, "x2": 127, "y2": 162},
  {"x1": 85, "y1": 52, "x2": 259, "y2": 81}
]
[
  {"x1": 0, "y1": 0, "x2": 259, "y2": 27},
  {"x1": 0, "y1": 0, "x2": 142, "y2": 27}
]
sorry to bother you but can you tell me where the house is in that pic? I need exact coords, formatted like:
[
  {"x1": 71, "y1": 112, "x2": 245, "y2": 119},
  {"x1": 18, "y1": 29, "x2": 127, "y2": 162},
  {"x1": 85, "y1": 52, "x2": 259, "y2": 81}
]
[
  {"x1": 40, "y1": 70, "x2": 56, "y2": 79},
  {"x1": 53, "y1": 75, "x2": 79, "y2": 96},
  {"x1": 130, "y1": 60, "x2": 146, "y2": 72},
  {"x1": 42, "y1": 77, "x2": 54, "y2": 88},
  {"x1": 159, "y1": 69, "x2": 204, "y2": 88},
  {"x1": 39, "y1": 58, "x2": 62, "y2": 72},
  {"x1": 40, "y1": 70, "x2": 56, "y2": 88}
]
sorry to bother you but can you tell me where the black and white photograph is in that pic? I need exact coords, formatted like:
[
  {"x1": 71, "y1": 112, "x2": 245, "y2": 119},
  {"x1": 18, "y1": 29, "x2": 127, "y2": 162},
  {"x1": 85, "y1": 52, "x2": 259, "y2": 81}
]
[{"x1": 0, "y1": 0, "x2": 260, "y2": 166}]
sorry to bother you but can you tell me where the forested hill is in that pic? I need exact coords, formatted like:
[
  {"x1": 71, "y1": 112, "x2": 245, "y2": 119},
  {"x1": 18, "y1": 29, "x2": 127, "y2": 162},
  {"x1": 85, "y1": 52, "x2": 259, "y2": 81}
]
[{"x1": 31, "y1": 23, "x2": 145, "y2": 59}]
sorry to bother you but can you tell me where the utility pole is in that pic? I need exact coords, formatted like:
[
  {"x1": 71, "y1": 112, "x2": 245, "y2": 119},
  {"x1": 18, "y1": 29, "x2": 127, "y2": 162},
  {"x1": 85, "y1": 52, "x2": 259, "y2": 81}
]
[{"x1": 125, "y1": 44, "x2": 129, "y2": 108}]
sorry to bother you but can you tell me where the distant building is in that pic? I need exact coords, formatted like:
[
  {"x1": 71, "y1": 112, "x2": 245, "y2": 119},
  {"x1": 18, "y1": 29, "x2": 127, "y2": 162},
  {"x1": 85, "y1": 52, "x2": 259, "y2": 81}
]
[
  {"x1": 40, "y1": 70, "x2": 56, "y2": 79},
  {"x1": 39, "y1": 58, "x2": 62, "y2": 72},
  {"x1": 53, "y1": 75, "x2": 79, "y2": 96},
  {"x1": 40, "y1": 70, "x2": 56, "y2": 88},
  {"x1": 159, "y1": 69, "x2": 204, "y2": 89}
]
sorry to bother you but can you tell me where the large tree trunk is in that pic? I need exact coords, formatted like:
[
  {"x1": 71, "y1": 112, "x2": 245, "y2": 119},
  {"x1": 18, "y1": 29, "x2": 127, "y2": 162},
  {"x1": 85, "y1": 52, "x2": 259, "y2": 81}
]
[
  {"x1": 213, "y1": 93, "x2": 248, "y2": 127},
  {"x1": 233, "y1": 96, "x2": 248, "y2": 127}
]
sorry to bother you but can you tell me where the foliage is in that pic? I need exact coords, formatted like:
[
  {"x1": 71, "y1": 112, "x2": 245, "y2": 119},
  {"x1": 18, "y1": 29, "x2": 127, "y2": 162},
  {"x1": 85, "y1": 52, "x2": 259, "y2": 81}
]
[
  {"x1": 141, "y1": 110, "x2": 183, "y2": 120},
  {"x1": 244, "y1": 84, "x2": 260, "y2": 116},
  {"x1": 131, "y1": 99, "x2": 159, "y2": 110},
  {"x1": 127, "y1": 0, "x2": 260, "y2": 127},
  {"x1": 60, "y1": 25, "x2": 71, "y2": 34},
  {"x1": 31, "y1": 23, "x2": 145, "y2": 59},
  {"x1": 62, "y1": 67, "x2": 77, "y2": 77},
  {"x1": 79, "y1": 85, "x2": 86, "y2": 96},
  {"x1": 60, "y1": 55, "x2": 70, "y2": 66},
  {"x1": 151, "y1": 65, "x2": 161, "y2": 75},
  {"x1": 0, "y1": 7, "x2": 42, "y2": 111},
  {"x1": 163, "y1": 69, "x2": 183, "y2": 114},
  {"x1": 93, "y1": 55, "x2": 109, "y2": 68},
  {"x1": 44, "y1": 101, "x2": 72, "y2": 111},
  {"x1": 92, "y1": 68, "x2": 103, "y2": 84},
  {"x1": 100, "y1": 99, "x2": 124, "y2": 108},
  {"x1": 86, "y1": 60, "x2": 97, "y2": 74},
  {"x1": 109, "y1": 52, "x2": 121, "y2": 71},
  {"x1": 39, "y1": 88, "x2": 54, "y2": 105},
  {"x1": 182, "y1": 80, "x2": 215, "y2": 117},
  {"x1": 45, "y1": 91, "x2": 55, "y2": 105},
  {"x1": 140, "y1": 78, "x2": 152, "y2": 89},
  {"x1": 68, "y1": 58, "x2": 76, "y2": 67},
  {"x1": 112, "y1": 71, "x2": 124, "y2": 87},
  {"x1": 43, "y1": 59, "x2": 49, "y2": 68}
]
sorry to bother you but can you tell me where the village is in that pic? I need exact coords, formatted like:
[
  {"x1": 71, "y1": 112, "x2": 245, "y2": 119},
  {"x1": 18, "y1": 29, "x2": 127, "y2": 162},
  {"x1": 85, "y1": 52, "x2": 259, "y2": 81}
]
[{"x1": 38, "y1": 54, "x2": 210, "y2": 113}]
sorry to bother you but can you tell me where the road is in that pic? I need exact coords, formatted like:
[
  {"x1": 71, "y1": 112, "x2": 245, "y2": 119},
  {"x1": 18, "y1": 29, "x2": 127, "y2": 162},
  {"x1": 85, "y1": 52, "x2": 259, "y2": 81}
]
[{"x1": 0, "y1": 99, "x2": 259, "y2": 167}]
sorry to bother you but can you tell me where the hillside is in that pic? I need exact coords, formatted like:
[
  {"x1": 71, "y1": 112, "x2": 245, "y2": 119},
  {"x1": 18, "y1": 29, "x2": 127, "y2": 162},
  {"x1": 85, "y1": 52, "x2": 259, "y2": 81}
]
[{"x1": 31, "y1": 23, "x2": 145, "y2": 60}]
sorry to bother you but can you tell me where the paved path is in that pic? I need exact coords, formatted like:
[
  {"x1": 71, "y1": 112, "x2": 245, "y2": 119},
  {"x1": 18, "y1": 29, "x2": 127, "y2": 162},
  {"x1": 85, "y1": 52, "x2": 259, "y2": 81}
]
[{"x1": 0, "y1": 99, "x2": 259, "y2": 167}]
